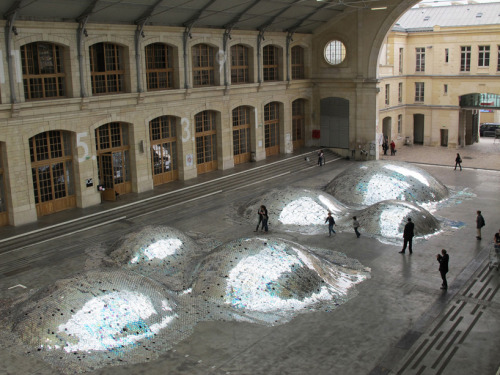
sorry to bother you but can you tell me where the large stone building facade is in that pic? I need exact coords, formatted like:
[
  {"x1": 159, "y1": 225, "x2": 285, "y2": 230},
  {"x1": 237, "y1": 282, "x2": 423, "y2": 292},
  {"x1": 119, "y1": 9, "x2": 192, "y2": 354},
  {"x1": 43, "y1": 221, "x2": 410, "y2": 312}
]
[
  {"x1": 1, "y1": 0, "x2": 455, "y2": 227},
  {"x1": 377, "y1": 3, "x2": 500, "y2": 150}
]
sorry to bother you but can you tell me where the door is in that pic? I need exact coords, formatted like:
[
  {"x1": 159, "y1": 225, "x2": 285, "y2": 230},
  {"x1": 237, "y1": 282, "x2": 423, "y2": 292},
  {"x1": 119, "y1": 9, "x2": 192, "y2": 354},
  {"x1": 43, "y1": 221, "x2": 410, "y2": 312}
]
[
  {"x1": 382, "y1": 117, "x2": 392, "y2": 142},
  {"x1": 195, "y1": 111, "x2": 218, "y2": 174},
  {"x1": 98, "y1": 153, "x2": 116, "y2": 201},
  {"x1": 232, "y1": 106, "x2": 251, "y2": 165},
  {"x1": 320, "y1": 97, "x2": 349, "y2": 149},
  {"x1": 413, "y1": 114, "x2": 424, "y2": 144},
  {"x1": 265, "y1": 102, "x2": 280, "y2": 156},
  {"x1": 440, "y1": 129, "x2": 448, "y2": 147},
  {"x1": 292, "y1": 99, "x2": 305, "y2": 150}
]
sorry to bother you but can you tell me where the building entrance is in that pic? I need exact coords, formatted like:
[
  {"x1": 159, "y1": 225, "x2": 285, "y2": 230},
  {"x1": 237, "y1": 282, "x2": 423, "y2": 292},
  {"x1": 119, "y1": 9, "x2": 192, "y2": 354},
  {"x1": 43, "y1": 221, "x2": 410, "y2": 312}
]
[
  {"x1": 95, "y1": 123, "x2": 132, "y2": 201},
  {"x1": 29, "y1": 131, "x2": 76, "y2": 217},
  {"x1": 319, "y1": 97, "x2": 349, "y2": 149}
]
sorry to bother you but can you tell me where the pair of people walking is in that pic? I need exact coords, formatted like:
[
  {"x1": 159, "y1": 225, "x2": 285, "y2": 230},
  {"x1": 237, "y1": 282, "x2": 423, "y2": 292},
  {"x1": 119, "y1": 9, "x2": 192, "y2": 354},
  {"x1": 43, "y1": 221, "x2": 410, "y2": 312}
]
[
  {"x1": 323, "y1": 212, "x2": 361, "y2": 238},
  {"x1": 254, "y1": 205, "x2": 269, "y2": 232}
]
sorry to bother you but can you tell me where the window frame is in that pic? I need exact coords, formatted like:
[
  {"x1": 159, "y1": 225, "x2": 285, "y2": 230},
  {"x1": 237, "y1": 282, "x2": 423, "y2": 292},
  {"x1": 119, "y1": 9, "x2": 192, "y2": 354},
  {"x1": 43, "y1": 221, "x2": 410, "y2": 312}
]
[
  {"x1": 415, "y1": 82, "x2": 424, "y2": 102},
  {"x1": 398, "y1": 82, "x2": 403, "y2": 103},
  {"x1": 192, "y1": 44, "x2": 215, "y2": 87},
  {"x1": 89, "y1": 42, "x2": 125, "y2": 95},
  {"x1": 263, "y1": 45, "x2": 279, "y2": 82},
  {"x1": 291, "y1": 46, "x2": 305, "y2": 79},
  {"x1": 145, "y1": 43, "x2": 174, "y2": 91},
  {"x1": 385, "y1": 84, "x2": 390, "y2": 105},
  {"x1": 460, "y1": 46, "x2": 471, "y2": 72},
  {"x1": 21, "y1": 42, "x2": 66, "y2": 100},
  {"x1": 415, "y1": 47, "x2": 425, "y2": 72},
  {"x1": 230, "y1": 44, "x2": 250, "y2": 84},
  {"x1": 478, "y1": 45, "x2": 490, "y2": 67}
]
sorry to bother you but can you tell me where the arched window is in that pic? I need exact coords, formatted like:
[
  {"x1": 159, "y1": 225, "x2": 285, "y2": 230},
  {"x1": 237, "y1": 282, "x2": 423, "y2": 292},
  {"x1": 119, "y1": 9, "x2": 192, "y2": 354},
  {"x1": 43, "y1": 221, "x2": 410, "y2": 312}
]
[
  {"x1": 145, "y1": 43, "x2": 174, "y2": 90},
  {"x1": 89, "y1": 43, "x2": 124, "y2": 95},
  {"x1": 292, "y1": 99, "x2": 305, "y2": 149},
  {"x1": 263, "y1": 45, "x2": 279, "y2": 82},
  {"x1": 95, "y1": 123, "x2": 131, "y2": 200},
  {"x1": 231, "y1": 45, "x2": 249, "y2": 84},
  {"x1": 29, "y1": 131, "x2": 75, "y2": 216},
  {"x1": 150, "y1": 116, "x2": 178, "y2": 185},
  {"x1": 0, "y1": 144, "x2": 7, "y2": 226},
  {"x1": 21, "y1": 42, "x2": 66, "y2": 100},
  {"x1": 195, "y1": 111, "x2": 218, "y2": 174},
  {"x1": 264, "y1": 102, "x2": 280, "y2": 156},
  {"x1": 192, "y1": 44, "x2": 215, "y2": 87},
  {"x1": 232, "y1": 106, "x2": 251, "y2": 164},
  {"x1": 291, "y1": 46, "x2": 305, "y2": 79}
]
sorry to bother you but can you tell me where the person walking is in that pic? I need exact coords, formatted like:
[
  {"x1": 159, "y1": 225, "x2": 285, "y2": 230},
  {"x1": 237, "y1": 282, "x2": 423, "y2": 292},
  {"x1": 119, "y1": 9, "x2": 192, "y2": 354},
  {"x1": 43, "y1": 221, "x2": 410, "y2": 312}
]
[
  {"x1": 382, "y1": 139, "x2": 388, "y2": 155},
  {"x1": 260, "y1": 205, "x2": 269, "y2": 232},
  {"x1": 352, "y1": 216, "x2": 361, "y2": 238},
  {"x1": 254, "y1": 205, "x2": 264, "y2": 232},
  {"x1": 317, "y1": 149, "x2": 325, "y2": 166},
  {"x1": 325, "y1": 212, "x2": 336, "y2": 236},
  {"x1": 476, "y1": 210, "x2": 485, "y2": 240},
  {"x1": 399, "y1": 218, "x2": 415, "y2": 254},
  {"x1": 454, "y1": 153, "x2": 462, "y2": 171},
  {"x1": 390, "y1": 140, "x2": 396, "y2": 156},
  {"x1": 437, "y1": 249, "x2": 449, "y2": 290},
  {"x1": 495, "y1": 228, "x2": 500, "y2": 247}
]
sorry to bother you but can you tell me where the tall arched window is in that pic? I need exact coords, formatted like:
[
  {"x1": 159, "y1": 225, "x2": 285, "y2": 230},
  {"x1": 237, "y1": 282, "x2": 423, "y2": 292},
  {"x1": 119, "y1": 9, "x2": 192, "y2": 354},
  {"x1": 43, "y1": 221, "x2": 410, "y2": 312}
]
[
  {"x1": 0, "y1": 144, "x2": 7, "y2": 226},
  {"x1": 89, "y1": 43, "x2": 124, "y2": 95},
  {"x1": 21, "y1": 42, "x2": 66, "y2": 100},
  {"x1": 192, "y1": 44, "x2": 215, "y2": 87},
  {"x1": 95, "y1": 123, "x2": 131, "y2": 201},
  {"x1": 150, "y1": 116, "x2": 178, "y2": 185},
  {"x1": 292, "y1": 99, "x2": 305, "y2": 149},
  {"x1": 231, "y1": 45, "x2": 249, "y2": 84},
  {"x1": 232, "y1": 106, "x2": 251, "y2": 164},
  {"x1": 291, "y1": 46, "x2": 305, "y2": 79},
  {"x1": 195, "y1": 111, "x2": 218, "y2": 174},
  {"x1": 145, "y1": 43, "x2": 174, "y2": 90},
  {"x1": 264, "y1": 102, "x2": 280, "y2": 156},
  {"x1": 29, "y1": 131, "x2": 75, "y2": 216},
  {"x1": 263, "y1": 45, "x2": 279, "y2": 82}
]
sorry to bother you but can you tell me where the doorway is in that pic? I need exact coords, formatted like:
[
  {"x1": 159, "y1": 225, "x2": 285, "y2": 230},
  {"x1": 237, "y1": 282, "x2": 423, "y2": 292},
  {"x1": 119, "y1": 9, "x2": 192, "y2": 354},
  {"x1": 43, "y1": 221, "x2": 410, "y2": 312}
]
[
  {"x1": 440, "y1": 129, "x2": 449, "y2": 147},
  {"x1": 320, "y1": 97, "x2": 349, "y2": 149},
  {"x1": 413, "y1": 114, "x2": 424, "y2": 145}
]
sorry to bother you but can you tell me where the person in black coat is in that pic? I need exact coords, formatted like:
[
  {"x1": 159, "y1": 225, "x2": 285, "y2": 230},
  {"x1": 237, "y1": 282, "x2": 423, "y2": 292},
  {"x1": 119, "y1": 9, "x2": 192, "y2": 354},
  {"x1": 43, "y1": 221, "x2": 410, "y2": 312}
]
[
  {"x1": 454, "y1": 153, "x2": 462, "y2": 171},
  {"x1": 437, "y1": 249, "x2": 449, "y2": 290},
  {"x1": 399, "y1": 218, "x2": 415, "y2": 254}
]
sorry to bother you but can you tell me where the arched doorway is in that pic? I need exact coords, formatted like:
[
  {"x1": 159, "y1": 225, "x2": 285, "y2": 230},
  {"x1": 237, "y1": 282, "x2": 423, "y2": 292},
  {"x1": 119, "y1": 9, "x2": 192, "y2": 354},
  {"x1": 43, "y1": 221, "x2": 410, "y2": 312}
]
[
  {"x1": 149, "y1": 116, "x2": 179, "y2": 186},
  {"x1": 195, "y1": 111, "x2": 218, "y2": 174},
  {"x1": 0, "y1": 143, "x2": 8, "y2": 226},
  {"x1": 264, "y1": 102, "x2": 280, "y2": 156},
  {"x1": 413, "y1": 114, "x2": 424, "y2": 145},
  {"x1": 29, "y1": 130, "x2": 76, "y2": 217},
  {"x1": 232, "y1": 106, "x2": 251, "y2": 165},
  {"x1": 95, "y1": 122, "x2": 132, "y2": 201},
  {"x1": 320, "y1": 97, "x2": 349, "y2": 149},
  {"x1": 292, "y1": 99, "x2": 306, "y2": 150},
  {"x1": 382, "y1": 117, "x2": 392, "y2": 142}
]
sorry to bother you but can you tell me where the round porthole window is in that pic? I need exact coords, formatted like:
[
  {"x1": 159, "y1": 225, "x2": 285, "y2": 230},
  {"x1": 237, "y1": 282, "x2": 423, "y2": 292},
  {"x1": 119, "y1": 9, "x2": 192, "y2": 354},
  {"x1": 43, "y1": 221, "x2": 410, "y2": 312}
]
[{"x1": 324, "y1": 40, "x2": 346, "y2": 65}]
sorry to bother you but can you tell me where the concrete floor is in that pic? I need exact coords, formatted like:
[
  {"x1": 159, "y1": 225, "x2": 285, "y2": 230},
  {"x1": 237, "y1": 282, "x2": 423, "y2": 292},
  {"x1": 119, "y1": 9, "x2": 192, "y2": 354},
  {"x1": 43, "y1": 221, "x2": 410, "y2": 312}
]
[{"x1": 0, "y1": 139, "x2": 499, "y2": 375}]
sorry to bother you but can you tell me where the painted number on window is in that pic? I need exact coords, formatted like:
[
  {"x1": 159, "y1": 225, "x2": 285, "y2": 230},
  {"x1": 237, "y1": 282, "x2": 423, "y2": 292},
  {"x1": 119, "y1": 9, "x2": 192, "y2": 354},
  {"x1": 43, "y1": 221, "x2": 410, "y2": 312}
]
[
  {"x1": 77, "y1": 132, "x2": 90, "y2": 163},
  {"x1": 181, "y1": 118, "x2": 191, "y2": 143}
]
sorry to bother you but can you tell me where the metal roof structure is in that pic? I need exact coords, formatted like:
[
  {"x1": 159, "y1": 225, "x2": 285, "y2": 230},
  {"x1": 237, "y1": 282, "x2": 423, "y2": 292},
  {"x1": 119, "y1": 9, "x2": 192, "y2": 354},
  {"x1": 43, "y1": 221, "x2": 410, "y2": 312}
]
[
  {"x1": 395, "y1": 2, "x2": 500, "y2": 30},
  {"x1": 0, "y1": 0, "x2": 398, "y2": 35}
]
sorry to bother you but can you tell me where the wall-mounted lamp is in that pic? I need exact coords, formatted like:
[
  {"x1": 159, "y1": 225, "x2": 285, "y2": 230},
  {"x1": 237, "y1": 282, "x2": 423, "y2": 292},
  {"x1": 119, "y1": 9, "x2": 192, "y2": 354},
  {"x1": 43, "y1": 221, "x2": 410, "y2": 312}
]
[
  {"x1": 139, "y1": 140, "x2": 144, "y2": 153},
  {"x1": 12, "y1": 26, "x2": 18, "y2": 35},
  {"x1": 141, "y1": 30, "x2": 145, "y2": 38},
  {"x1": 83, "y1": 28, "x2": 88, "y2": 37}
]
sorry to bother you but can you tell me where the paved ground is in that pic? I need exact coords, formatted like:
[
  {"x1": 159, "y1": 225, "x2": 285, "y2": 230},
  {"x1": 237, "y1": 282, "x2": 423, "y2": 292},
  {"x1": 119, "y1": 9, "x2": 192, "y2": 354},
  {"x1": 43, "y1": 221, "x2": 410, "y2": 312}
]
[
  {"x1": 381, "y1": 136, "x2": 500, "y2": 170},
  {"x1": 0, "y1": 140, "x2": 499, "y2": 375}
]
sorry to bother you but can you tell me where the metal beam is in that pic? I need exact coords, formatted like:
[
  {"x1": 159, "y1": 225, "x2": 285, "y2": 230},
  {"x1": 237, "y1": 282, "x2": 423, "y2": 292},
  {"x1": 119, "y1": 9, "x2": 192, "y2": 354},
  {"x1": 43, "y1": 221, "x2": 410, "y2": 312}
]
[
  {"x1": 223, "y1": 0, "x2": 262, "y2": 31},
  {"x1": 256, "y1": 0, "x2": 302, "y2": 33},
  {"x1": 135, "y1": 0, "x2": 164, "y2": 26},
  {"x1": 285, "y1": 2, "x2": 331, "y2": 34},
  {"x1": 76, "y1": 0, "x2": 100, "y2": 23},
  {"x1": 183, "y1": 0, "x2": 218, "y2": 30}
]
